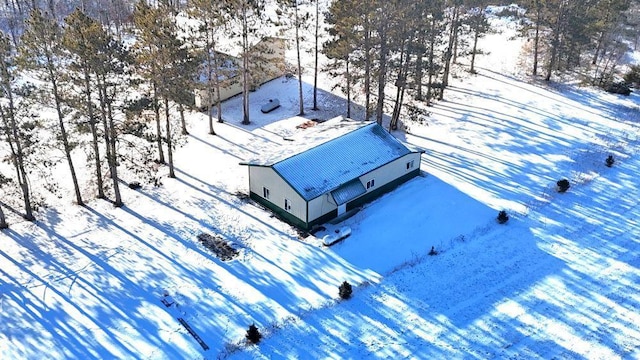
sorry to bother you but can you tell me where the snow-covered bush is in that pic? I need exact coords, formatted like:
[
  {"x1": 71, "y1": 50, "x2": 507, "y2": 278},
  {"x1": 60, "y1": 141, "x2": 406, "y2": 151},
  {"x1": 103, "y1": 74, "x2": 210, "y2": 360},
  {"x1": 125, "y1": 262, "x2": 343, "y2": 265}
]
[
  {"x1": 606, "y1": 155, "x2": 615, "y2": 168},
  {"x1": 557, "y1": 179, "x2": 570, "y2": 193},
  {"x1": 623, "y1": 65, "x2": 640, "y2": 88},
  {"x1": 339, "y1": 281, "x2": 353, "y2": 300},
  {"x1": 246, "y1": 324, "x2": 262, "y2": 344},
  {"x1": 497, "y1": 210, "x2": 509, "y2": 224}
]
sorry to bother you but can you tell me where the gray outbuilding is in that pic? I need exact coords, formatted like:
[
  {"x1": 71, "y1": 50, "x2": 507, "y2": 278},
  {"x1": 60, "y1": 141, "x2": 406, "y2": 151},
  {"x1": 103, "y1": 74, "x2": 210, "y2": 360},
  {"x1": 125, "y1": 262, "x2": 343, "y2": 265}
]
[{"x1": 240, "y1": 117, "x2": 424, "y2": 230}]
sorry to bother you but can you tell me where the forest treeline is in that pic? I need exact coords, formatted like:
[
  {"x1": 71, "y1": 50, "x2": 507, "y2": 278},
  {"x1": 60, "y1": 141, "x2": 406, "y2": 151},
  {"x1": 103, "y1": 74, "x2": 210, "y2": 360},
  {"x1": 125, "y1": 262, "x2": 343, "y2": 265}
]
[{"x1": 0, "y1": 0, "x2": 638, "y2": 227}]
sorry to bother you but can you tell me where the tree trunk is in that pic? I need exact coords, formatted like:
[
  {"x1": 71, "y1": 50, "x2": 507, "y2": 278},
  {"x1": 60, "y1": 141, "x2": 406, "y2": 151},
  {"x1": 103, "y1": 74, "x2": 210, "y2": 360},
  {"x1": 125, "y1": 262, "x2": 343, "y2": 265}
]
[
  {"x1": 390, "y1": 39, "x2": 408, "y2": 130},
  {"x1": 179, "y1": 102, "x2": 187, "y2": 135},
  {"x1": 106, "y1": 84, "x2": 122, "y2": 207},
  {"x1": 153, "y1": 82, "x2": 165, "y2": 163},
  {"x1": 295, "y1": 2, "x2": 304, "y2": 116},
  {"x1": 206, "y1": 38, "x2": 216, "y2": 134},
  {"x1": 214, "y1": 59, "x2": 223, "y2": 124},
  {"x1": 364, "y1": 17, "x2": 371, "y2": 120},
  {"x1": 164, "y1": 97, "x2": 175, "y2": 178},
  {"x1": 83, "y1": 67, "x2": 105, "y2": 199},
  {"x1": 545, "y1": 5, "x2": 564, "y2": 82},
  {"x1": 312, "y1": 0, "x2": 319, "y2": 111},
  {"x1": 426, "y1": 15, "x2": 436, "y2": 106},
  {"x1": 375, "y1": 13, "x2": 388, "y2": 125},
  {"x1": 470, "y1": 30, "x2": 479, "y2": 74},
  {"x1": 440, "y1": 5, "x2": 459, "y2": 101},
  {"x1": 391, "y1": 35, "x2": 412, "y2": 131},
  {"x1": 0, "y1": 105, "x2": 35, "y2": 221},
  {"x1": 415, "y1": 30, "x2": 426, "y2": 100},
  {"x1": 532, "y1": 3, "x2": 541, "y2": 76},
  {"x1": 241, "y1": 4, "x2": 250, "y2": 125},
  {"x1": 51, "y1": 70, "x2": 84, "y2": 205},
  {"x1": 0, "y1": 204, "x2": 7, "y2": 229},
  {"x1": 0, "y1": 62, "x2": 35, "y2": 221},
  {"x1": 346, "y1": 55, "x2": 351, "y2": 118}
]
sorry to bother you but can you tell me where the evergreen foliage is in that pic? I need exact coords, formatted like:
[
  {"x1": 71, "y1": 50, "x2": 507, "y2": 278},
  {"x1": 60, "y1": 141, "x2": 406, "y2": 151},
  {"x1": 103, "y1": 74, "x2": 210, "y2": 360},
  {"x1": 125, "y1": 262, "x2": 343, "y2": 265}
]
[
  {"x1": 339, "y1": 281, "x2": 353, "y2": 299},
  {"x1": 606, "y1": 155, "x2": 615, "y2": 167},
  {"x1": 557, "y1": 179, "x2": 570, "y2": 193},
  {"x1": 497, "y1": 210, "x2": 509, "y2": 224},
  {"x1": 246, "y1": 323, "x2": 262, "y2": 344},
  {"x1": 18, "y1": 9, "x2": 85, "y2": 206}
]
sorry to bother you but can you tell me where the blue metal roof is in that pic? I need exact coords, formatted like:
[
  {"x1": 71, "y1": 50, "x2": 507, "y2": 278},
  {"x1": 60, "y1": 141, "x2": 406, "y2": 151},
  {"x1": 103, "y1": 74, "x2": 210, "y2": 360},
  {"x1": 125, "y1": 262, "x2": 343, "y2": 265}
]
[
  {"x1": 331, "y1": 179, "x2": 367, "y2": 205},
  {"x1": 271, "y1": 122, "x2": 412, "y2": 201}
]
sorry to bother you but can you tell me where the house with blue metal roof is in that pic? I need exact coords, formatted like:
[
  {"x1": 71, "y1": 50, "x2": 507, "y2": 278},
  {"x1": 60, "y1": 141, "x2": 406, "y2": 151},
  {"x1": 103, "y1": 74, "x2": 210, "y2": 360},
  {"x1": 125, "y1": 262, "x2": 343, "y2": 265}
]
[{"x1": 240, "y1": 117, "x2": 424, "y2": 230}]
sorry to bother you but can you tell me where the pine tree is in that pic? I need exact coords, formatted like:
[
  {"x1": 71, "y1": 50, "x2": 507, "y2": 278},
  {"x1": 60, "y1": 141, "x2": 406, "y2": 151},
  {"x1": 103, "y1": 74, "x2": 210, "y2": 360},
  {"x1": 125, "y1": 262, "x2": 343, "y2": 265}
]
[
  {"x1": 466, "y1": 4, "x2": 490, "y2": 74},
  {"x1": 277, "y1": 0, "x2": 311, "y2": 116},
  {"x1": 188, "y1": 0, "x2": 230, "y2": 134},
  {"x1": 324, "y1": 0, "x2": 358, "y2": 117},
  {"x1": 439, "y1": 2, "x2": 462, "y2": 100},
  {"x1": 0, "y1": 32, "x2": 36, "y2": 221},
  {"x1": 226, "y1": 0, "x2": 267, "y2": 125},
  {"x1": 312, "y1": 0, "x2": 320, "y2": 110},
  {"x1": 133, "y1": 0, "x2": 195, "y2": 179},
  {"x1": 133, "y1": 1, "x2": 165, "y2": 164},
  {"x1": 64, "y1": 9, "x2": 129, "y2": 207},
  {"x1": 18, "y1": 9, "x2": 84, "y2": 206},
  {"x1": 63, "y1": 9, "x2": 106, "y2": 200}
]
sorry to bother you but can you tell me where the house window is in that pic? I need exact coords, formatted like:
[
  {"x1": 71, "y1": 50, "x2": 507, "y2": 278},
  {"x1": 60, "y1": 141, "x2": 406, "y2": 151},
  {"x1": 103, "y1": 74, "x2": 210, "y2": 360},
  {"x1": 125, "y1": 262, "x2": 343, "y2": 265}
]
[
  {"x1": 366, "y1": 179, "x2": 375, "y2": 189},
  {"x1": 406, "y1": 160, "x2": 415, "y2": 170},
  {"x1": 284, "y1": 198, "x2": 292, "y2": 212},
  {"x1": 263, "y1": 187, "x2": 270, "y2": 199}
]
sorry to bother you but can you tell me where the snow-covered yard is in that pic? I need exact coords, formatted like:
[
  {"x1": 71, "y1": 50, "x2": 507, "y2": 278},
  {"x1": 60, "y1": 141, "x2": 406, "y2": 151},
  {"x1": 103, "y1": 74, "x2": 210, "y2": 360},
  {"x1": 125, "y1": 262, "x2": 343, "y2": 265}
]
[{"x1": 1, "y1": 9, "x2": 640, "y2": 360}]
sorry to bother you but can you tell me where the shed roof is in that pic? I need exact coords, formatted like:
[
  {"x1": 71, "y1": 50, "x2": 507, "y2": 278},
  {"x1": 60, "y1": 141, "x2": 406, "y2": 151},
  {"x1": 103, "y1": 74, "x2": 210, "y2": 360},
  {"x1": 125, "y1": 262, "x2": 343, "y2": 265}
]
[{"x1": 245, "y1": 119, "x2": 416, "y2": 201}]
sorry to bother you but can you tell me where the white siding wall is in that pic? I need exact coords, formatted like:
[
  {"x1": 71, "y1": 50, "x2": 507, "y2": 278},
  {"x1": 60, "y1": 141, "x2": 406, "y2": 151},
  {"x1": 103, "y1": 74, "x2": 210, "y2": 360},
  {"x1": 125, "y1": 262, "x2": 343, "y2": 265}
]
[
  {"x1": 307, "y1": 152, "x2": 421, "y2": 223},
  {"x1": 359, "y1": 153, "x2": 422, "y2": 191},
  {"x1": 194, "y1": 82, "x2": 243, "y2": 109},
  {"x1": 308, "y1": 193, "x2": 337, "y2": 223},
  {"x1": 249, "y1": 166, "x2": 306, "y2": 222}
]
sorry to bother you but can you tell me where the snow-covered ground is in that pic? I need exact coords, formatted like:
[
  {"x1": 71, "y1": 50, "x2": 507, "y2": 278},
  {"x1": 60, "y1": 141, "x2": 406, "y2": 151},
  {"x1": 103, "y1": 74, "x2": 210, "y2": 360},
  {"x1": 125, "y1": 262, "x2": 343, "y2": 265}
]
[{"x1": 1, "y1": 7, "x2": 640, "y2": 360}]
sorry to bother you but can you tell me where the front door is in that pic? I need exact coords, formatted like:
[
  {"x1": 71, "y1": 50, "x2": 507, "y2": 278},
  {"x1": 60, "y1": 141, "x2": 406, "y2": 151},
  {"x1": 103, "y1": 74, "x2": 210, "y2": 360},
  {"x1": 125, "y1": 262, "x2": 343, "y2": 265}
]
[{"x1": 338, "y1": 203, "x2": 346, "y2": 216}]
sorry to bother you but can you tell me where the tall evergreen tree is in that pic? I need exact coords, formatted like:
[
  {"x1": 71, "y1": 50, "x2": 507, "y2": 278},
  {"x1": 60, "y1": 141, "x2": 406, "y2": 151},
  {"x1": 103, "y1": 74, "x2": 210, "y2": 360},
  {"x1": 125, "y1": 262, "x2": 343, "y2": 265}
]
[
  {"x1": 133, "y1": 0, "x2": 194, "y2": 179},
  {"x1": 63, "y1": 9, "x2": 106, "y2": 200},
  {"x1": 0, "y1": 32, "x2": 36, "y2": 220},
  {"x1": 226, "y1": 0, "x2": 267, "y2": 125},
  {"x1": 18, "y1": 9, "x2": 84, "y2": 205},
  {"x1": 466, "y1": 3, "x2": 490, "y2": 74},
  {"x1": 188, "y1": 0, "x2": 229, "y2": 134},
  {"x1": 64, "y1": 9, "x2": 128, "y2": 206},
  {"x1": 277, "y1": 0, "x2": 310, "y2": 116}
]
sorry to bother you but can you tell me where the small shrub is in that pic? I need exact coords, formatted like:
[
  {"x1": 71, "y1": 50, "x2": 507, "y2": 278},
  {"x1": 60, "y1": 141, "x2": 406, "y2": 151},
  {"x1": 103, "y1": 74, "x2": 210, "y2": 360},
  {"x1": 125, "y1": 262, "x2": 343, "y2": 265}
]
[
  {"x1": 128, "y1": 181, "x2": 141, "y2": 190},
  {"x1": 557, "y1": 179, "x2": 570, "y2": 193},
  {"x1": 604, "y1": 82, "x2": 632, "y2": 96},
  {"x1": 606, "y1": 155, "x2": 615, "y2": 168},
  {"x1": 246, "y1": 324, "x2": 262, "y2": 344},
  {"x1": 428, "y1": 246, "x2": 438, "y2": 256},
  {"x1": 339, "y1": 281, "x2": 353, "y2": 300},
  {"x1": 623, "y1": 65, "x2": 640, "y2": 87},
  {"x1": 497, "y1": 210, "x2": 509, "y2": 224}
]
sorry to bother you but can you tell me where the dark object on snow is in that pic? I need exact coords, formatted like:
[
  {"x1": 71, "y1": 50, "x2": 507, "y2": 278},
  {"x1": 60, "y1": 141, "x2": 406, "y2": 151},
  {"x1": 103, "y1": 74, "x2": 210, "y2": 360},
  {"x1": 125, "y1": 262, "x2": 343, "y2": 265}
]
[
  {"x1": 497, "y1": 210, "x2": 509, "y2": 224},
  {"x1": 606, "y1": 155, "x2": 615, "y2": 168},
  {"x1": 260, "y1": 98, "x2": 280, "y2": 113},
  {"x1": 339, "y1": 281, "x2": 353, "y2": 300},
  {"x1": 428, "y1": 246, "x2": 438, "y2": 256},
  {"x1": 604, "y1": 82, "x2": 632, "y2": 96},
  {"x1": 178, "y1": 317, "x2": 209, "y2": 350},
  {"x1": 557, "y1": 179, "x2": 570, "y2": 193},
  {"x1": 128, "y1": 181, "x2": 141, "y2": 190},
  {"x1": 246, "y1": 324, "x2": 262, "y2": 344},
  {"x1": 197, "y1": 233, "x2": 239, "y2": 261}
]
